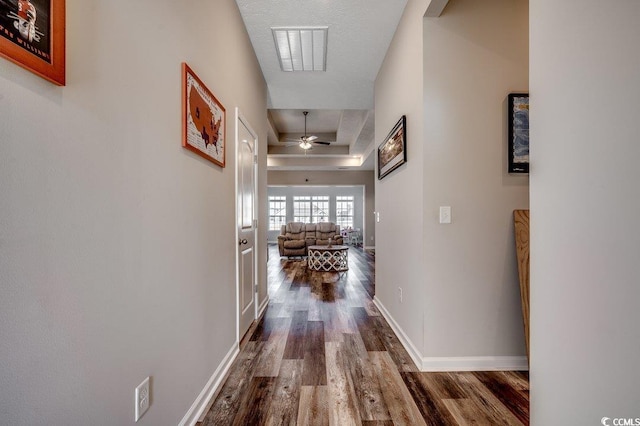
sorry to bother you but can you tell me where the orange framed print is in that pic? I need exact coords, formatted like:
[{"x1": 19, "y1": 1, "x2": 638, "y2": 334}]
[
  {"x1": 182, "y1": 63, "x2": 226, "y2": 167},
  {"x1": 0, "y1": 0, "x2": 65, "y2": 85}
]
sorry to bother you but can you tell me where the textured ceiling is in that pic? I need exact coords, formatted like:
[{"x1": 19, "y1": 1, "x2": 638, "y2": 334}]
[
  {"x1": 236, "y1": 0, "x2": 408, "y2": 110},
  {"x1": 235, "y1": 0, "x2": 408, "y2": 170}
]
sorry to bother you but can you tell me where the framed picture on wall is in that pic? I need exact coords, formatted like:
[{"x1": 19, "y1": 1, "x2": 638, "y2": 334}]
[
  {"x1": 182, "y1": 63, "x2": 226, "y2": 167},
  {"x1": 0, "y1": 0, "x2": 65, "y2": 85},
  {"x1": 377, "y1": 115, "x2": 407, "y2": 180},
  {"x1": 508, "y1": 93, "x2": 529, "y2": 173}
]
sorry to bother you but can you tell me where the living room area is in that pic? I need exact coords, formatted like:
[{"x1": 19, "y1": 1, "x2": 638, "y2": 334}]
[{"x1": 267, "y1": 170, "x2": 376, "y2": 249}]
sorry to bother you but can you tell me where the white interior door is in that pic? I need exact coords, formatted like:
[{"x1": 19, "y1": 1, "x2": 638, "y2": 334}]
[{"x1": 236, "y1": 110, "x2": 257, "y2": 341}]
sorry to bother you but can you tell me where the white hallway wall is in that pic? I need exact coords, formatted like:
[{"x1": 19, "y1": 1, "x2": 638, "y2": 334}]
[
  {"x1": 530, "y1": 0, "x2": 640, "y2": 423},
  {"x1": 0, "y1": 1, "x2": 267, "y2": 424},
  {"x1": 421, "y1": 0, "x2": 529, "y2": 363},
  {"x1": 375, "y1": 0, "x2": 529, "y2": 369},
  {"x1": 374, "y1": 0, "x2": 428, "y2": 359}
]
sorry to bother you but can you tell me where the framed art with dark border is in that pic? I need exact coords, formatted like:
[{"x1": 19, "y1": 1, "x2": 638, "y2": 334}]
[
  {"x1": 182, "y1": 63, "x2": 226, "y2": 167},
  {"x1": 0, "y1": 0, "x2": 65, "y2": 85},
  {"x1": 378, "y1": 115, "x2": 406, "y2": 180},
  {"x1": 508, "y1": 93, "x2": 529, "y2": 173}
]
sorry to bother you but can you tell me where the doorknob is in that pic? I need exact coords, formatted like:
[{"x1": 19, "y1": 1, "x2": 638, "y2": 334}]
[{"x1": 239, "y1": 239, "x2": 248, "y2": 245}]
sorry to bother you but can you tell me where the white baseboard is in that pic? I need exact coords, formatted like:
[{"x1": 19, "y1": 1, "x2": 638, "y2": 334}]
[
  {"x1": 364, "y1": 245, "x2": 375, "y2": 250},
  {"x1": 179, "y1": 342, "x2": 240, "y2": 426},
  {"x1": 422, "y1": 356, "x2": 529, "y2": 372},
  {"x1": 258, "y1": 295, "x2": 269, "y2": 318},
  {"x1": 373, "y1": 296, "x2": 423, "y2": 370},
  {"x1": 373, "y1": 296, "x2": 529, "y2": 372}
]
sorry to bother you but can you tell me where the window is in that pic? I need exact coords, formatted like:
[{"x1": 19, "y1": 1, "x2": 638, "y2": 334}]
[
  {"x1": 293, "y1": 195, "x2": 329, "y2": 223},
  {"x1": 336, "y1": 196, "x2": 354, "y2": 229},
  {"x1": 293, "y1": 196, "x2": 311, "y2": 223},
  {"x1": 268, "y1": 196, "x2": 287, "y2": 230},
  {"x1": 311, "y1": 196, "x2": 329, "y2": 223}
]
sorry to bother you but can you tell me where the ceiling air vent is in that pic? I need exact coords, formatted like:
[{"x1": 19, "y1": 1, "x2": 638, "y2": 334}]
[{"x1": 271, "y1": 26, "x2": 328, "y2": 72}]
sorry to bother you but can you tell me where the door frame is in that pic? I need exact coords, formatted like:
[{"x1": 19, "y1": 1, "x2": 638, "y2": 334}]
[{"x1": 234, "y1": 107, "x2": 259, "y2": 344}]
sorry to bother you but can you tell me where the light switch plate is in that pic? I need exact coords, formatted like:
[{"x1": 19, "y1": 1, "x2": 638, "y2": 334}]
[{"x1": 439, "y1": 206, "x2": 451, "y2": 224}]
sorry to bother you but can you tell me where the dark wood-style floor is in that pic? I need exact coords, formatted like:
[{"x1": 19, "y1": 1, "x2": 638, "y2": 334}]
[{"x1": 199, "y1": 245, "x2": 529, "y2": 425}]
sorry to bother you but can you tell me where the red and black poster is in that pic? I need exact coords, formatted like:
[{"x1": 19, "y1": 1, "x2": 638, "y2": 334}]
[{"x1": 0, "y1": 0, "x2": 52, "y2": 63}]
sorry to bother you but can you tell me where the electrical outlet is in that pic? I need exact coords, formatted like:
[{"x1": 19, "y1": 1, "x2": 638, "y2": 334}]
[
  {"x1": 439, "y1": 206, "x2": 452, "y2": 224},
  {"x1": 398, "y1": 287, "x2": 403, "y2": 303},
  {"x1": 135, "y1": 377, "x2": 150, "y2": 422}
]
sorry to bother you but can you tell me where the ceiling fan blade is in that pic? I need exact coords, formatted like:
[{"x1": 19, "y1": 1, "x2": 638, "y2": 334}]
[
  {"x1": 312, "y1": 141, "x2": 331, "y2": 145},
  {"x1": 306, "y1": 135, "x2": 318, "y2": 142}
]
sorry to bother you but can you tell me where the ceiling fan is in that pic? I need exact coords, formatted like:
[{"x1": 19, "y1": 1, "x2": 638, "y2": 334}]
[{"x1": 285, "y1": 111, "x2": 331, "y2": 150}]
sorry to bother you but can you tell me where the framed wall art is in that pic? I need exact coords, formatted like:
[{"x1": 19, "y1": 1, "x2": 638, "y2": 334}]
[
  {"x1": 378, "y1": 115, "x2": 406, "y2": 180},
  {"x1": 508, "y1": 93, "x2": 529, "y2": 173},
  {"x1": 0, "y1": 0, "x2": 65, "y2": 85},
  {"x1": 182, "y1": 63, "x2": 226, "y2": 167}
]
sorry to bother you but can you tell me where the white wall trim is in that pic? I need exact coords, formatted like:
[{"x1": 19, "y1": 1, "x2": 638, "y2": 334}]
[
  {"x1": 258, "y1": 295, "x2": 269, "y2": 318},
  {"x1": 373, "y1": 296, "x2": 424, "y2": 370},
  {"x1": 235, "y1": 107, "x2": 260, "y2": 342},
  {"x1": 374, "y1": 297, "x2": 529, "y2": 372},
  {"x1": 364, "y1": 245, "x2": 375, "y2": 250},
  {"x1": 422, "y1": 356, "x2": 529, "y2": 372},
  {"x1": 178, "y1": 342, "x2": 240, "y2": 426}
]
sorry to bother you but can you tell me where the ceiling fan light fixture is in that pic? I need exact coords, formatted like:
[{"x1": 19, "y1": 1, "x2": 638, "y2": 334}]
[{"x1": 272, "y1": 26, "x2": 328, "y2": 72}]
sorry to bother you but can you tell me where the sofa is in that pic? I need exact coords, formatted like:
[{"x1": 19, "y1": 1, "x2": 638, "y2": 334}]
[{"x1": 277, "y1": 222, "x2": 343, "y2": 257}]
